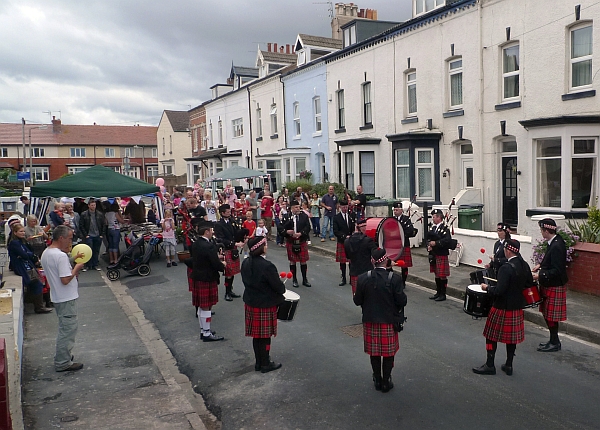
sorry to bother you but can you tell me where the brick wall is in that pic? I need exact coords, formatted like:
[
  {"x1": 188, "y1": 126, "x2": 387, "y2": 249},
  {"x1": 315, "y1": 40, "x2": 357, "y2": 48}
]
[{"x1": 566, "y1": 243, "x2": 600, "y2": 296}]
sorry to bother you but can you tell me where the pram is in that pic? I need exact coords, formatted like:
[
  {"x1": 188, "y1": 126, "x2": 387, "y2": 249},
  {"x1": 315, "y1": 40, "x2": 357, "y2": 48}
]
[{"x1": 106, "y1": 233, "x2": 159, "y2": 281}]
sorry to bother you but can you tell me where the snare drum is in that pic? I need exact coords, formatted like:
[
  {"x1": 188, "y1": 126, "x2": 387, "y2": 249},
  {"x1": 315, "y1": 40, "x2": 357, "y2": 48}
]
[
  {"x1": 522, "y1": 284, "x2": 542, "y2": 308},
  {"x1": 463, "y1": 284, "x2": 493, "y2": 318},
  {"x1": 277, "y1": 290, "x2": 300, "y2": 321}
]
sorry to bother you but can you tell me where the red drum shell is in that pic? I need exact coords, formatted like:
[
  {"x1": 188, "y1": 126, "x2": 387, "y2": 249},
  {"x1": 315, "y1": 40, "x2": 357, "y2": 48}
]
[
  {"x1": 364, "y1": 217, "x2": 405, "y2": 261},
  {"x1": 522, "y1": 285, "x2": 542, "y2": 308}
]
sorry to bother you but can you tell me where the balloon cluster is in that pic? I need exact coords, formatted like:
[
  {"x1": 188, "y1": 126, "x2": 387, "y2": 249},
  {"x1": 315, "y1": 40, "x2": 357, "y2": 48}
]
[
  {"x1": 155, "y1": 177, "x2": 166, "y2": 194},
  {"x1": 477, "y1": 248, "x2": 486, "y2": 265}
]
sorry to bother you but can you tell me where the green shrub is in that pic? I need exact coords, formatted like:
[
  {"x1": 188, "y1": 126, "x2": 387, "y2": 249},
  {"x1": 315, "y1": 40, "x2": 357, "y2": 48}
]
[
  {"x1": 282, "y1": 180, "x2": 313, "y2": 194},
  {"x1": 566, "y1": 198, "x2": 600, "y2": 244},
  {"x1": 311, "y1": 182, "x2": 354, "y2": 201}
]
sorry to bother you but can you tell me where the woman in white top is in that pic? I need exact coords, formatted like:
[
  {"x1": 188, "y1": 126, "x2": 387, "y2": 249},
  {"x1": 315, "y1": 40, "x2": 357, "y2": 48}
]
[{"x1": 201, "y1": 191, "x2": 219, "y2": 222}]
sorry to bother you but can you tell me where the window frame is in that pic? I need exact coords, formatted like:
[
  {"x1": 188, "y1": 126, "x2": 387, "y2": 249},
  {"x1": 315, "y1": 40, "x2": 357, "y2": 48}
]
[
  {"x1": 414, "y1": 0, "x2": 445, "y2": 17},
  {"x1": 359, "y1": 151, "x2": 375, "y2": 196},
  {"x1": 501, "y1": 42, "x2": 520, "y2": 101},
  {"x1": 147, "y1": 165, "x2": 159, "y2": 178},
  {"x1": 0, "y1": 148, "x2": 8, "y2": 158},
  {"x1": 68, "y1": 166, "x2": 89, "y2": 175},
  {"x1": 394, "y1": 149, "x2": 410, "y2": 200},
  {"x1": 218, "y1": 119, "x2": 223, "y2": 147},
  {"x1": 569, "y1": 23, "x2": 593, "y2": 91},
  {"x1": 406, "y1": 70, "x2": 418, "y2": 117},
  {"x1": 448, "y1": 57, "x2": 463, "y2": 109},
  {"x1": 362, "y1": 82, "x2": 372, "y2": 126},
  {"x1": 232, "y1": 118, "x2": 244, "y2": 138},
  {"x1": 104, "y1": 148, "x2": 115, "y2": 158},
  {"x1": 209, "y1": 121, "x2": 214, "y2": 149},
  {"x1": 293, "y1": 102, "x2": 301, "y2": 137},
  {"x1": 415, "y1": 148, "x2": 435, "y2": 201},
  {"x1": 270, "y1": 104, "x2": 278, "y2": 136},
  {"x1": 344, "y1": 152, "x2": 354, "y2": 191},
  {"x1": 535, "y1": 137, "x2": 563, "y2": 209},
  {"x1": 337, "y1": 89, "x2": 345, "y2": 130},
  {"x1": 256, "y1": 105, "x2": 262, "y2": 138},
  {"x1": 571, "y1": 137, "x2": 597, "y2": 209},
  {"x1": 313, "y1": 96, "x2": 322, "y2": 134},
  {"x1": 28, "y1": 166, "x2": 49, "y2": 181},
  {"x1": 30, "y1": 147, "x2": 45, "y2": 158}
]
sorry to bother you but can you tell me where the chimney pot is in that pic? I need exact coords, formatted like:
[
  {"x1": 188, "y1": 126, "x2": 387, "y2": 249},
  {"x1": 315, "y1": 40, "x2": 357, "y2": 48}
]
[
  {"x1": 274, "y1": 43, "x2": 278, "y2": 52},
  {"x1": 267, "y1": 43, "x2": 272, "y2": 52},
  {"x1": 286, "y1": 44, "x2": 290, "y2": 54}
]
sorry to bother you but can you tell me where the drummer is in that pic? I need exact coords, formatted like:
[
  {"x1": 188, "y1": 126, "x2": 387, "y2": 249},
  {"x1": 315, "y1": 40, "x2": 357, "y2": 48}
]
[
  {"x1": 392, "y1": 202, "x2": 416, "y2": 285},
  {"x1": 354, "y1": 248, "x2": 407, "y2": 393},
  {"x1": 344, "y1": 219, "x2": 377, "y2": 296},
  {"x1": 241, "y1": 236, "x2": 286, "y2": 373},
  {"x1": 473, "y1": 238, "x2": 530, "y2": 376},
  {"x1": 487, "y1": 222, "x2": 511, "y2": 275}
]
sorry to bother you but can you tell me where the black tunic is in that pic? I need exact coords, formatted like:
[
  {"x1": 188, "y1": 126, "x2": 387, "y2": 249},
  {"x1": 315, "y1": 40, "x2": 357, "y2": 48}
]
[
  {"x1": 278, "y1": 212, "x2": 311, "y2": 242},
  {"x1": 241, "y1": 256, "x2": 286, "y2": 308},
  {"x1": 396, "y1": 215, "x2": 416, "y2": 248},
  {"x1": 344, "y1": 232, "x2": 377, "y2": 277},
  {"x1": 333, "y1": 212, "x2": 355, "y2": 243},
  {"x1": 191, "y1": 237, "x2": 224, "y2": 282},
  {"x1": 538, "y1": 234, "x2": 568, "y2": 287},
  {"x1": 354, "y1": 268, "x2": 407, "y2": 324},
  {"x1": 487, "y1": 256, "x2": 530, "y2": 310},
  {"x1": 427, "y1": 223, "x2": 453, "y2": 257},
  {"x1": 213, "y1": 217, "x2": 241, "y2": 250}
]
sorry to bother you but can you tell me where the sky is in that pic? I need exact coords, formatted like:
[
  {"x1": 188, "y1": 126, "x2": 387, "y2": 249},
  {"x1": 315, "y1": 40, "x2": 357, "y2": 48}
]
[{"x1": 0, "y1": 0, "x2": 412, "y2": 127}]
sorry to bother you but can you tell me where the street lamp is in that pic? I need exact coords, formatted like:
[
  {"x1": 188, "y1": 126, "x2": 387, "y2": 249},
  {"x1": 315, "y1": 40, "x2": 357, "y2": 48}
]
[
  {"x1": 133, "y1": 145, "x2": 145, "y2": 181},
  {"x1": 28, "y1": 124, "x2": 48, "y2": 185}
]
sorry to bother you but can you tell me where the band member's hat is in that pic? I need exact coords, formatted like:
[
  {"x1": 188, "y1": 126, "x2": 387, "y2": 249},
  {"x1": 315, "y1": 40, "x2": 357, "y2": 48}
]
[
  {"x1": 392, "y1": 202, "x2": 403, "y2": 209},
  {"x1": 371, "y1": 247, "x2": 388, "y2": 264},
  {"x1": 538, "y1": 218, "x2": 557, "y2": 231},
  {"x1": 339, "y1": 199, "x2": 348, "y2": 206},
  {"x1": 431, "y1": 209, "x2": 444, "y2": 216},
  {"x1": 504, "y1": 238, "x2": 520, "y2": 254},
  {"x1": 497, "y1": 222, "x2": 511, "y2": 232},
  {"x1": 289, "y1": 200, "x2": 300, "y2": 207},
  {"x1": 218, "y1": 204, "x2": 231, "y2": 213},
  {"x1": 356, "y1": 218, "x2": 367, "y2": 226}
]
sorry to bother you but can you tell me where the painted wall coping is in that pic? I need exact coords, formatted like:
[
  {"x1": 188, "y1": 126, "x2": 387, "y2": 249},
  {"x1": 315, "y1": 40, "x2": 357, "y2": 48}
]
[{"x1": 573, "y1": 242, "x2": 600, "y2": 254}]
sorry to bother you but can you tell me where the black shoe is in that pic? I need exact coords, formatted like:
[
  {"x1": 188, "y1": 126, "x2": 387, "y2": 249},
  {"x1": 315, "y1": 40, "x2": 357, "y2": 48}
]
[
  {"x1": 230, "y1": 292, "x2": 241, "y2": 298},
  {"x1": 35, "y1": 307, "x2": 53, "y2": 314},
  {"x1": 373, "y1": 375, "x2": 382, "y2": 391},
  {"x1": 202, "y1": 333, "x2": 224, "y2": 342},
  {"x1": 224, "y1": 293, "x2": 233, "y2": 301},
  {"x1": 171, "y1": 261, "x2": 178, "y2": 266},
  {"x1": 339, "y1": 279, "x2": 347, "y2": 286},
  {"x1": 538, "y1": 341, "x2": 550, "y2": 348},
  {"x1": 434, "y1": 294, "x2": 446, "y2": 302},
  {"x1": 472, "y1": 364, "x2": 496, "y2": 375},
  {"x1": 302, "y1": 280, "x2": 312, "y2": 287},
  {"x1": 501, "y1": 364, "x2": 513, "y2": 376},
  {"x1": 260, "y1": 361, "x2": 282, "y2": 373},
  {"x1": 381, "y1": 377, "x2": 394, "y2": 393},
  {"x1": 200, "y1": 330, "x2": 216, "y2": 339},
  {"x1": 292, "y1": 280, "x2": 299, "y2": 288},
  {"x1": 429, "y1": 292, "x2": 440, "y2": 300},
  {"x1": 537, "y1": 342, "x2": 561, "y2": 352},
  {"x1": 57, "y1": 362, "x2": 84, "y2": 372},
  {"x1": 255, "y1": 363, "x2": 261, "y2": 371}
]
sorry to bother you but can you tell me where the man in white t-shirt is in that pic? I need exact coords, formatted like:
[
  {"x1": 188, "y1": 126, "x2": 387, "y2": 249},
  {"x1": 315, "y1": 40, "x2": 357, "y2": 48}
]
[{"x1": 41, "y1": 225, "x2": 85, "y2": 372}]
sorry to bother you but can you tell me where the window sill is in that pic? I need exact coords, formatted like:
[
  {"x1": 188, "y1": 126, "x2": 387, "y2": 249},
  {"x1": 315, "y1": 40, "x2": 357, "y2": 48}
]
[
  {"x1": 525, "y1": 208, "x2": 588, "y2": 219},
  {"x1": 255, "y1": 137, "x2": 263, "y2": 142},
  {"x1": 443, "y1": 109, "x2": 464, "y2": 118},
  {"x1": 270, "y1": 134, "x2": 278, "y2": 139},
  {"x1": 495, "y1": 101, "x2": 521, "y2": 111},
  {"x1": 401, "y1": 117, "x2": 418, "y2": 125},
  {"x1": 334, "y1": 128, "x2": 346, "y2": 134},
  {"x1": 293, "y1": 136, "x2": 301, "y2": 141},
  {"x1": 562, "y1": 90, "x2": 596, "y2": 101},
  {"x1": 359, "y1": 124, "x2": 373, "y2": 131},
  {"x1": 312, "y1": 131, "x2": 323, "y2": 138}
]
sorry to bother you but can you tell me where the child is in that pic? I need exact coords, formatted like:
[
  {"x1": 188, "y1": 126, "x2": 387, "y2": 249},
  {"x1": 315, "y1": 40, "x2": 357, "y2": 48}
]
[
  {"x1": 255, "y1": 219, "x2": 268, "y2": 238},
  {"x1": 242, "y1": 211, "x2": 257, "y2": 258},
  {"x1": 161, "y1": 209, "x2": 178, "y2": 267},
  {"x1": 201, "y1": 191, "x2": 218, "y2": 221}
]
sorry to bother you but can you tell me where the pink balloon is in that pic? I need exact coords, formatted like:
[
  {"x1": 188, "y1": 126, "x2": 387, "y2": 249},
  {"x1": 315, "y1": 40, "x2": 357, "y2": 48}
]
[{"x1": 155, "y1": 178, "x2": 165, "y2": 187}]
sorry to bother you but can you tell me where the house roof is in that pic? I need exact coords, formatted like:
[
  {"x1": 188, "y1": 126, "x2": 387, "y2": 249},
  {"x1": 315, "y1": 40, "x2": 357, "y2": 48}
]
[
  {"x1": 259, "y1": 50, "x2": 296, "y2": 64},
  {"x1": 297, "y1": 34, "x2": 343, "y2": 50},
  {"x1": 164, "y1": 110, "x2": 190, "y2": 132},
  {"x1": 0, "y1": 123, "x2": 157, "y2": 146},
  {"x1": 230, "y1": 65, "x2": 259, "y2": 78}
]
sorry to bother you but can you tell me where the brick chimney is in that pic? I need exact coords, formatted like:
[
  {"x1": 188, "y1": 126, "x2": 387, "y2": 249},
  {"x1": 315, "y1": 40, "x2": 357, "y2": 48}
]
[
  {"x1": 274, "y1": 43, "x2": 278, "y2": 52},
  {"x1": 267, "y1": 43, "x2": 272, "y2": 52},
  {"x1": 286, "y1": 44, "x2": 290, "y2": 54},
  {"x1": 52, "y1": 116, "x2": 62, "y2": 133}
]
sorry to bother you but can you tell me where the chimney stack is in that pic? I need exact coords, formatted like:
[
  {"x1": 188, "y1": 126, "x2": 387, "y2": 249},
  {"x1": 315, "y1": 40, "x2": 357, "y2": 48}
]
[
  {"x1": 286, "y1": 44, "x2": 290, "y2": 54},
  {"x1": 274, "y1": 43, "x2": 278, "y2": 52},
  {"x1": 267, "y1": 42, "x2": 272, "y2": 52},
  {"x1": 52, "y1": 116, "x2": 62, "y2": 134}
]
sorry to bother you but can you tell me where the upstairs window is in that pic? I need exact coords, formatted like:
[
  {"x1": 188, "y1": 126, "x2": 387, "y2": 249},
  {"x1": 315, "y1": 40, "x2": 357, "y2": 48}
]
[
  {"x1": 313, "y1": 97, "x2": 322, "y2": 133},
  {"x1": 0, "y1": 148, "x2": 7, "y2": 157},
  {"x1": 70, "y1": 147, "x2": 86, "y2": 158},
  {"x1": 414, "y1": 0, "x2": 444, "y2": 17},
  {"x1": 362, "y1": 82, "x2": 372, "y2": 126},
  {"x1": 232, "y1": 118, "x2": 244, "y2": 138},
  {"x1": 105, "y1": 148, "x2": 115, "y2": 157},
  {"x1": 337, "y1": 90, "x2": 345, "y2": 130},
  {"x1": 209, "y1": 121, "x2": 214, "y2": 149},
  {"x1": 502, "y1": 43, "x2": 520, "y2": 100},
  {"x1": 218, "y1": 119, "x2": 223, "y2": 147},
  {"x1": 570, "y1": 24, "x2": 593, "y2": 89},
  {"x1": 293, "y1": 102, "x2": 301, "y2": 137},
  {"x1": 449, "y1": 58, "x2": 463, "y2": 108},
  {"x1": 30, "y1": 147, "x2": 45, "y2": 158},
  {"x1": 270, "y1": 104, "x2": 278, "y2": 135},
  {"x1": 407, "y1": 71, "x2": 417, "y2": 116},
  {"x1": 256, "y1": 106, "x2": 262, "y2": 138}
]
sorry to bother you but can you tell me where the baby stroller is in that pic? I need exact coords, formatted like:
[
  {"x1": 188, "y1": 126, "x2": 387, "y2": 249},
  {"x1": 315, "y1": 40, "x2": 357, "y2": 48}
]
[{"x1": 106, "y1": 234, "x2": 158, "y2": 281}]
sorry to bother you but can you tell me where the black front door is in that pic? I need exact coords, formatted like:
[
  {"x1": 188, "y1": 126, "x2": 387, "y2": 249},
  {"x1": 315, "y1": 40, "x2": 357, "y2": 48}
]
[{"x1": 502, "y1": 157, "x2": 518, "y2": 226}]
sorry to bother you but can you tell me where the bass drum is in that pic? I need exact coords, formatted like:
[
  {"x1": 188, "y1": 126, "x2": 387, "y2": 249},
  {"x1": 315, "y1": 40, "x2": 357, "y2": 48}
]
[{"x1": 364, "y1": 217, "x2": 405, "y2": 261}]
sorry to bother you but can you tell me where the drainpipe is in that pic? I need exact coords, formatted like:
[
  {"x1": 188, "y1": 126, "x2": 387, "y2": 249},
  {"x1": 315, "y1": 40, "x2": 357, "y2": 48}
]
[
  {"x1": 478, "y1": 0, "x2": 486, "y2": 229},
  {"x1": 246, "y1": 86, "x2": 254, "y2": 169},
  {"x1": 281, "y1": 75, "x2": 288, "y2": 149}
]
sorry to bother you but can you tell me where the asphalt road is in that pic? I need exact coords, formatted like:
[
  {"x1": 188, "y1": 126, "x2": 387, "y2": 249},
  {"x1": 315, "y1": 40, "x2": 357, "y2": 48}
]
[{"x1": 125, "y1": 246, "x2": 600, "y2": 430}]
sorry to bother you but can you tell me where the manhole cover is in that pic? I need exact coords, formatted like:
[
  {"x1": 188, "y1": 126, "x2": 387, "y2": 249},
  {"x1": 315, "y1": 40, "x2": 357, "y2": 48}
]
[{"x1": 339, "y1": 324, "x2": 363, "y2": 338}]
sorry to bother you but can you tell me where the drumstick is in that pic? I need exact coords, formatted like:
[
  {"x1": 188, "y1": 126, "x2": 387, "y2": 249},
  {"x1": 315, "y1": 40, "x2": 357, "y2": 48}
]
[{"x1": 483, "y1": 276, "x2": 497, "y2": 282}]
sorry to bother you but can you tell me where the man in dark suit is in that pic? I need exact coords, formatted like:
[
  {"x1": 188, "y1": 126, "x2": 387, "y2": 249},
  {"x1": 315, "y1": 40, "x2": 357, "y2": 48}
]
[
  {"x1": 333, "y1": 200, "x2": 355, "y2": 286},
  {"x1": 532, "y1": 218, "x2": 568, "y2": 352},
  {"x1": 213, "y1": 204, "x2": 245, "y2": 301},
  {"x1": 278, "y1": 200, "x2": 312, "y2": 287},
  {"x1": 427, "y1": 209, "x2": 454, "y2": 302},
  {"x1": 191, "y1": 221, "x2": 225, "y2": 342}
]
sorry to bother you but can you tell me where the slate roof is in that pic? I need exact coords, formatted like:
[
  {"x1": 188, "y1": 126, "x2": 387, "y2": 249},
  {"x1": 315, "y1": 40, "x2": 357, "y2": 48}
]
[
  {"x1": 298, "y1": 34, "x2": 343, "y2": 50},
  {"x1": 260, "y1": 51, "x2": 296, "y2": 64},
  {"x1": 231, "y1": 65, "x2": 259, "y2": 78},
  {"x1": 164, "y1": 110, "x2": 190, "y2": 132}
]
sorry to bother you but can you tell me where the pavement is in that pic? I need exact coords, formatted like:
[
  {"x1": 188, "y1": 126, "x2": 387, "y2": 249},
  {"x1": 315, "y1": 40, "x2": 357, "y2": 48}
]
[{"x1": 15, "y1": 236, "x2": 600, "y2": 429}]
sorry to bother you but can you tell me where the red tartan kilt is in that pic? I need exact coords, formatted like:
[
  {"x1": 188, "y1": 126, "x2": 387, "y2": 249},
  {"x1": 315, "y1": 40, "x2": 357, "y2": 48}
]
[
  {"x1": 402, "y1": 247, "x2": 413, "y2": 267},
  {"x1": 286, "y1": 241, "x2": 309, "y2": 263},
  {"x1": 224, "y1": 249, "x2": 241, "y2": 277},
  {"x1": 187, "y1": 267, "x2": 193, "y2": 292},
  {"x1": 430, "y1": 254, "x2": 450, "y2": 278},
  {"x1": 191, "y1": 280, "x2": 219, "y2": 308},
  {"x1": 363, "y1": 322, "x2": 399, "y2": 357},
  {"x1": 335, "y1": 242, "x2": 348, "y2": 263},
  {"x1": 350, "y1": 276, "x2": 358, "y2": 295},
  {"x1": 539, "y1": 285, "x2": 567, "y2": 322},
  {"x1": 483, "y1": 307, "x2": 524, "y2": 344},
  {"x1": 245, "y1": 304, "x2": 278, "y2": 338}
]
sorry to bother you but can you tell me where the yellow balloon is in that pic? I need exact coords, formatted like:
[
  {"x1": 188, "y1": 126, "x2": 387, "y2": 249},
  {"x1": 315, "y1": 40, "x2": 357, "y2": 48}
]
[{"x1": 71, "y1": 244, "x2": 92, "y2": 264}]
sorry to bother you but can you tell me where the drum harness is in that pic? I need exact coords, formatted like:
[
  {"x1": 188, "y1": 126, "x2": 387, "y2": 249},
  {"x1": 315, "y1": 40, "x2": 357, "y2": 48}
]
[{"x1": 366, "y1": 270, "x2": 407, "y2": 332}]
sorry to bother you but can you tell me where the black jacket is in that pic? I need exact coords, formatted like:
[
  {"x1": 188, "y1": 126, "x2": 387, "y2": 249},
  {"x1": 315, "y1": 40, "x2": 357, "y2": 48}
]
[
  {"x1": 79, "y1": 209, "x2": 107, "y2": 238},
  {"x1": 241, "y1": 256, "x2": 286, "y2": 308},
  {"x1": 396, "y1": 215, "x2": 416, "y2": 248},
  {"x1": 344, "y1": 232, "x2": 377, "y2": 277},
  {"x1": 213, "y1": 217, "x2": 240, "y2": 250},
  {"x1": 333, "y1": 211, "x2": 355, "y2": 243},
  {"x1": 538, "y1": 234, "x2": 568, "y2": 287},
  {"x1": 490, "y1": 240, "x2": 508, "y2": 274},
  {"x1": 278, "y1": 211, "x2": 311, "y2": 242},
  {"x1": 487, "y1": 256, "x2": 530, "y2": 310},
  {"x1": 191, "y1": 237, "x2": 224, "y2": 282},
  {"x1": 354, "y1": 268, "x2": 407, "y2": 324},
  {"x1": 427, "y1": 223, "x2": 453, "y2": 257}
]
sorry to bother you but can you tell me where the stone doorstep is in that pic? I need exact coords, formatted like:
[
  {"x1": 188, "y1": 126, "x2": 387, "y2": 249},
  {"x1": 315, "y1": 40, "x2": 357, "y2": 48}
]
[{"x1": 310, "y1": 242, "x2": 600, "y2": 346}]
